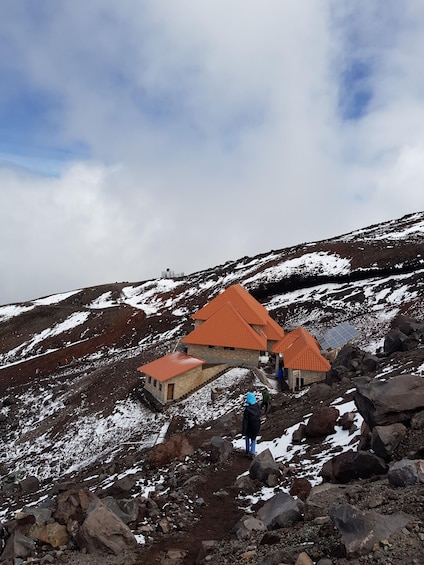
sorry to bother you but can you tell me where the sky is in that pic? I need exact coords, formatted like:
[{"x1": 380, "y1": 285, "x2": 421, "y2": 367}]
[{"x1": 1, "y1": 1, "x2": 424, "y2": 305}]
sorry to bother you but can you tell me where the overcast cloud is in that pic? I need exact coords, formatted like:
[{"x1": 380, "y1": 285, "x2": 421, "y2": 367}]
[{"x1": 1, "y1": 1, "x2": 423, "y2": 305}]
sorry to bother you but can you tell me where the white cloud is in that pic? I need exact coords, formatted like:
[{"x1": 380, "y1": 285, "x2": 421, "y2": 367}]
[{"x1": 1, "y1": 1, "x2": 423, "y2": 304}]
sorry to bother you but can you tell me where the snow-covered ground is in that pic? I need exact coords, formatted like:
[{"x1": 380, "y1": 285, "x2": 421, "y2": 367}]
[{"x1": 0, "y1": 366, "x2": 364, "y2": 524}]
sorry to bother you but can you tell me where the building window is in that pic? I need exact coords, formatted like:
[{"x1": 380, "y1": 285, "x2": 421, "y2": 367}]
[
  {"x1": 148, "y1": 376, "x2": 152, "y2": 384},
  {"x1": 159, "y1": 383, "x2": 162, "y2": 391},
  {"x1": 154, "y1": 379, "x2": 157, "y2": 388}
]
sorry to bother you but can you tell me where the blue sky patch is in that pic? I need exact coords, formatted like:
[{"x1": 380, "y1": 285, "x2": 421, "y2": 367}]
[{"x1": 338, "y1": 59, "x2": 373, "y2": 120}]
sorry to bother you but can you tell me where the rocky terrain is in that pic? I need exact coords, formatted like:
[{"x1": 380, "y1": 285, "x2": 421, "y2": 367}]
[{"x1": 0, "y1": 210, "x2": 424, "y2": 564}]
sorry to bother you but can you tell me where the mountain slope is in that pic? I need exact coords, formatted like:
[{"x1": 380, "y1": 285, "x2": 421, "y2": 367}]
[{"x1": 0, "y1": 211, "x2": 423, "y2": 563}]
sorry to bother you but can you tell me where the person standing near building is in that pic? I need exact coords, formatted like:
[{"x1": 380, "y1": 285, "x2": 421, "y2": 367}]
[
  {"x1": 241, "y1": 392, "x2": 261, "y2": 457},
  {"x1": 261, "y1": 387, "x2": 271, "y2": 414}
]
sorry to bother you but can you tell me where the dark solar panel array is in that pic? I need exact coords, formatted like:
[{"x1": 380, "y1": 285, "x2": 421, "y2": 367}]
[{"x1": 318, "y1": 322, "x2": 360, "y2": 351}]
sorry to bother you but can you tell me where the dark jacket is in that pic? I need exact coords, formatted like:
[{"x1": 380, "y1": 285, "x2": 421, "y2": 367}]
[{"x1": 242, "y1": 403, "x2": 261, "y2": 439}]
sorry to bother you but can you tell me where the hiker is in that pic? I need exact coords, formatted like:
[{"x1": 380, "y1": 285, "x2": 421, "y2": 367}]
[
  {"x1": 261, "y1": 387, "x2": 271, "y2": 414},
  {"x1": 241, "y1": 392, "x2": 261, "y2": 457},
  {"x1": 277, "y1": 367, "x2": 284, "y2": 391}
]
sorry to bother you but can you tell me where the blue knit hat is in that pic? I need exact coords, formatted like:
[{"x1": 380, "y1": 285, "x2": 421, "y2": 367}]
[{"x1": 246, "y1": 392, "x2": 256, "y2": 405}]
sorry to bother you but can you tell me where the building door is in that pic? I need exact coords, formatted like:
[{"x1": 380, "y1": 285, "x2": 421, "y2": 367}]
[
  {"x1": 295, "y1": 376, "x2": 304, "y2": 391},
  {"x1": 167, "y1": 383, "x2": 175, "y2": 401}
]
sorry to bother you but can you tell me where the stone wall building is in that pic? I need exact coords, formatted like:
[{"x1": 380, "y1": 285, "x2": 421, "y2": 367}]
[
  {"x1": 138, "y1": 284, "x2": 331, "y2": 405},
  {"x1": 272, "y1": 327, "x2": 331, "y2": 391},
  {"x1": 138, "y1": 284, "x2": 284, "y2": 405}
]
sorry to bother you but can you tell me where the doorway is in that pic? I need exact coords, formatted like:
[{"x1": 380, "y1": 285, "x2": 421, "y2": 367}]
[{"x1": 167, "y1": 383, "x2": 175, "y2": 401}]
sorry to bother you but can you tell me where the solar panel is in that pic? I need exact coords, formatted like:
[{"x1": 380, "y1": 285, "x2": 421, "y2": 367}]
[{"x1": 318, "y1": 322, "x2": 360, "y2": 351}]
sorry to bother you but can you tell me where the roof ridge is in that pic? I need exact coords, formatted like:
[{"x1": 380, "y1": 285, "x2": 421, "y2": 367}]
[{"x1": 183, "y1": 301, "x2": 267, "y2": 350}]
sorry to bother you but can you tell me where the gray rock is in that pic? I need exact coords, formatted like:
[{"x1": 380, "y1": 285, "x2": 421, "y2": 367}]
[
  {"x1": 292, "y1": 423, "x2": 306, "y2": 443},
  {"x1": 0, "y1": 531, "x2": 35, "y2": 561},
  {"x1": 371, "y1": 423, "x2": 408, "y2": 461},
  {"x1": 354, "y1": 374, "x2": 424, "y2": 428},
  {"x1": 76, "y1": 498, "x2": 138, "y2": 555},
  {"x1": 106, "y1": 475, "x2": 137, "y2": 497},
  {"x1": 388, "y1": 459, "x2": 424, "y2": 487},
  {"x1": 411, "y1": 410, "x2": 424, "y2": 430},
  {"x1": 320, "y1": 449, "x2": 388, "y2": 483},
  {"x1": 231, "y1": 515, "x2": 266, "y2": 540},
  {"x1": 209, "y1": 436, "x2": 233, "y2": 464},
  {"x1": 330, "y1": 503, "x2": 414, "y2": 557},
  {"x1": 19, "y1": 475, "x2": 40, "y2": 494},
  {"x1": 257, "y1": 492, "x2": 302, "y2": 529},
  {"x1": 249, "y1": 449, "x2": 281, "y2": 486},
  {"x1": 338, "y1": 411, "x2": 355, "y2": 430},
  {"x1": 101, "y1": 497, "x2": 139, "y2": 524}
]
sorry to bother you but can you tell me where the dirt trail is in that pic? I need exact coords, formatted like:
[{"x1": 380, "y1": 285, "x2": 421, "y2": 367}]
[{"x1": 139, "y1": 450, "x2": 250, "y2": 564}]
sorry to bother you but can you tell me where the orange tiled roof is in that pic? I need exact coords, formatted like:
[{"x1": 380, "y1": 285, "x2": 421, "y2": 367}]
[
  {"x1": 182, "y1": 302, "x2": 267, "y2": 350},
  {"x1": 192, "y1": 284, "x2": 269, "y2": 326},
  {"x1": 137, "y1": 352, "x2": 205, "y2": 382},
  {"x1": 272, "y1": 327, "x2": 330, "y2": 372},
  {"x1": 264, "y1": 316, "x2": 285, "y2": 341}
]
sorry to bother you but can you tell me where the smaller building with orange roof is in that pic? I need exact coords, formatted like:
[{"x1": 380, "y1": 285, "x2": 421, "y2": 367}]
[
  {"x1": 272, "y1": 327, "x2": 330, "y2": 391},
  {"x1": 139, "y1": 352, "x2": 209, "y2": 405}
]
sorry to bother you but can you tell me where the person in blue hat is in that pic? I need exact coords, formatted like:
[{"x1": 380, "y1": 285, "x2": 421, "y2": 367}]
[{"x1": 241, "y1": 392, "x2": 261, "y2": 457}]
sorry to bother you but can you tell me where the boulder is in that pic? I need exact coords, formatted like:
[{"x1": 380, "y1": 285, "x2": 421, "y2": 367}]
[
  {"x1": 370, "y1": 423, "x2": 407, "y2": 461},
  {"x1": 338, "y1": 411, "x2": 355, "y2": 430},
  {"x1": 19, "y1": 475, "x2": 40, "y2": 494},
  {"x1": 106, "y1": 475, "x2": 137, "y2": 497},
  {"x1": 257, "y1": 492, "x2": 302, "y2": 529},
  {"x1": 411, "y1": 410, "x2": 424, "y2": 430},
  {"x1": 147, "y1": 435, "x2": 194, "y2": 468},
  {"x1": 305, "y1": 406, "x2": 339, "y2": 438},
  {"x1": 54, "y1": 488, "x2": 96, "y2": 525},
  {"x1": 209, "y1": 436, "x2": 233, "y2": 464},
  {"x1": 0, "y1": 531, "x2": 35, "y2": 561},
  {"x1": 101, "y1": 497, "x2": 140, "y2": 524},
  {"x1": 249, "y1": 449, "x2": 281, "y2": 487},
  {"x1": 328, "y1": 345, "x2": 380, "y2": 381},
  {"x1": 354, "y1": 374, "x2": 424, "y2": 428},
  {"x1": 289, "y1": 477, "x2": 312, "y2": 502},
  {"x1": 391, "y1": 314, "x2": 424, "y2": 336},
  {"x1": 330, "y1": 503, "x2": 414, "y2": 558},
  {"x1": 307, "y1": 383, "x2": 332, "y2": 401},
  {"x1": 384, "y1": 328, "x2": 409, "y2": 354},
  {"x1": 29, "y1": 521, "x2": 68, "y2": 548},
  {"x1": 295, "y1": 552, "x2": 314, "y2": 565},
  {"x1": 76, "y1": 498, "x2": 138, "y2": 555},
  {"x1": 386, "y1": 315, "x2": 424, "y2": 353},
  {"x1": 320, "y1": 449, "x2": 388, "y2": 483},
  {"x1": 292, "y1": 423, "x2": 306, "y2": 444},
  {"x1": 22, "y1": 507, "x2": 52, "y2": 526},
  {"x1": 361, "y1": 352, "x2": 380, "y2": 373},
  {"x1": 388, "y1": 459, "x2": 424, "y2": 487},
  {"x1": 304, "y1": 483, "x2": 347, "y2": 521},
  {"x1": 233, "y1": 475, "x2": 257, "y2": 494},
  {"x1": 231, "y1": 515, "x2": 266, "y2": 540}
]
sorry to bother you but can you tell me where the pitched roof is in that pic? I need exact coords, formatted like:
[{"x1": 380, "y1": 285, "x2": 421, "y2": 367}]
[
  {"x1": 190, "y1": 284, "x2": 284, "y2": 345},
  {"x1": 192, "y1": 284, "x2": 268, "y2": 326},
  {"x1": 272, "y1": 327, "x2": 330, "y2": 372},
  {"x1": 264, "y1": 316, "x2": 285, "y2": 342},
  {"x1": 182, "y1": 302, "x2": 267, "y2": 350},
  {"x1": 137, "y1": 352, "x2": 205, "y2": 382}
]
